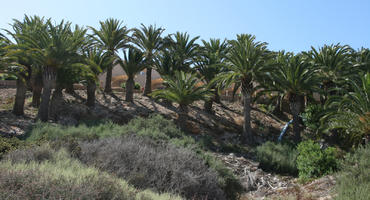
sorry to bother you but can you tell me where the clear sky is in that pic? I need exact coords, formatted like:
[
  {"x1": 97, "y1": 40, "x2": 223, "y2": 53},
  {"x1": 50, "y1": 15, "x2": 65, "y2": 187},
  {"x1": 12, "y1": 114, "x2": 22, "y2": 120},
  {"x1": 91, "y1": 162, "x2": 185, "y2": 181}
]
[{"x1": 1, "y1": 0, "x2": 370, "y2": 52}]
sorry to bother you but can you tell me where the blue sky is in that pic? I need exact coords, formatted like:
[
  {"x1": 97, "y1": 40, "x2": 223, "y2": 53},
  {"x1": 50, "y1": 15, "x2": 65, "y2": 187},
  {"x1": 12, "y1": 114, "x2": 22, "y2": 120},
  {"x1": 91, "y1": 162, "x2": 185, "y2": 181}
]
[{"x1": 1, "y1": 0, "x2": 370, "y2": 52}]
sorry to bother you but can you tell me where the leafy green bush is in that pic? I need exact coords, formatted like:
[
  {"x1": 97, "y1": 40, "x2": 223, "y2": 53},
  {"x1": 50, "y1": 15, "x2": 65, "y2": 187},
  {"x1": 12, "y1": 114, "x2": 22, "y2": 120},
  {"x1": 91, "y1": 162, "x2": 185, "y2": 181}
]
[
  {"x1": 297, "y1": 140, "x2": 338, "y2": 181},
  {"x1": 121, "y1": 82, "x2": 141, "y2": 90},
  {"x1": 0, "y1": 136, "x2": 25, "y2": 159},
  {"x1": 1, "y1": 146, "x2": 182, "y2": 200},
  {"x1": 335, "y1": 144, "x2": 370, "y2": 200},
  {"x1": 256, "y1": 141, "x2": 298, "y2": 175},
  {"x1": 0, "y1": 73, "x2": 17, "y2": 80}
]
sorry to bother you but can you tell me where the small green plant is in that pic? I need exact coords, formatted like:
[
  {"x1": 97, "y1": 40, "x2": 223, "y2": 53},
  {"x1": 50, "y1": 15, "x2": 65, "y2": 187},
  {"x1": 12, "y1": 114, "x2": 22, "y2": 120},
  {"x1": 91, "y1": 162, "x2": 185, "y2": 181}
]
[
  {"x1": 335, "y1": 144, "x2": 370, "y2": 200},
  {"x1": 296, "y1": 140, "x2": 338, "y2": 182},
  {"x1": 256, "y1": 141, "x2": 298, "y2": 175},
  {"x1": 0, "y1": 136, "x2": 24, "y2": 159},
  {"x1": 121, "y1": 82, "x2": 141, "y2": 90}
]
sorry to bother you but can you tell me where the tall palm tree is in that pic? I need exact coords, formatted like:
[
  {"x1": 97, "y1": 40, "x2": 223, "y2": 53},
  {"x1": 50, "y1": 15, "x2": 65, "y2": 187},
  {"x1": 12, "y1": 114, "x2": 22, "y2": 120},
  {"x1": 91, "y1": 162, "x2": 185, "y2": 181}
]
[
  {"x1": 164, "y1": 32, "x2": 200, "y2": 72},
  {"x1": 132, "y1": 24, "x2": 164, "y2": 96},
  {"x1": 214, "y1": 34, "x2": 271, "y2": 143},
  {"x1": 269, "y1": 52, "x2": 320, "y2": 142},
  {"x1": 116, "y1": 48, "x2": 147, "y2": 102},
  {"x1": 22, "y1": 20, "x2": 86, "y2": 121},
  {"x1": 89, "y1": 18, "x2": 130, "y2": 93},
  {"x1": 195, "y1": 38, "x2": 228, "y2": 113},
  {"x1": 308, "y1": 44, "x2": 354, "y2": 103},
  {"x1": 151, "y1": 71, "x2": 211, "y2": 129}
]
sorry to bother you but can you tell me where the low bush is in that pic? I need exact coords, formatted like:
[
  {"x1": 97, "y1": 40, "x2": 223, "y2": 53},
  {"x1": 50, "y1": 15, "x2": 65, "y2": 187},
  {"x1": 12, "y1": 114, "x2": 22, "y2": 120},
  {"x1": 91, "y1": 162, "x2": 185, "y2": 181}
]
[
  {"x1": 121, "y1": 82, "x2": 141, "y2": 90},
  {"x1": 335, "y1": 144, "x2": 370, "y2": 200},
  {"x1": 25, "y1": 121, "x2": 123, "y2": 142},
  {"x1": 1, "y1": 145, "x2": 182, "y2": 200},
  {"x1": 296, "y1": 140, "x2": 338, "y2": 181},
  {"x1": 256, "y1": 141, "x2": 298, "y2": 175},
  {"x1": 0, "y1": 136, "x2": 25, "y2": 159},
  {"x1": 24, "y1": 115, "x2": 243, "y2": 199},
  {"x1": 79, "y1": 135, "x2": 226, "y2": 200}
]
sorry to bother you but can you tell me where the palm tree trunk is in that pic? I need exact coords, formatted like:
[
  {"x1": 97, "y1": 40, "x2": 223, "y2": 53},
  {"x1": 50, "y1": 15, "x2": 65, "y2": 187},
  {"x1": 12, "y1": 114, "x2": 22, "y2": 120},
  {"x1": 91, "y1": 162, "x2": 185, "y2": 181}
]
[
  {"x1": 242, "y1": 90, "x2": 253, "y2": 144},
  {"x1": 38, "y1": 66, "x2": 56, "y2": 122},
  {"x1": 289, "y1": 94, "x2": 304, "y2": 143},
  {"x1": 143, "y1": 67, "x2": 152, "y2": 96},
  {"x1": 104, "y1": 65, "x2": 112, "y2": 93},
  {"x1": 30, "y1": 71, "x2": 43, "y2": 107},
  {"x1": 204, "y1": 99, "x2": 213, "y2": 114},
  {"x1": 12, "y1": 77, "x2": 26, "y2": 116},
  {"x1": 50, "y1": 84, "x2": 63, "y2": 120},
  {"x1": 86, "y1": 81, "x2": 96, "y2": 107},
  {"x1": 125, "y1": 77, "x2": 134, "y2": 102},
  {"x1": 214, "y1": 92, "x2": 221, "y2": 103},
  {"x1": 177, "y1": 104, "x2": 189, "y2": 130}
]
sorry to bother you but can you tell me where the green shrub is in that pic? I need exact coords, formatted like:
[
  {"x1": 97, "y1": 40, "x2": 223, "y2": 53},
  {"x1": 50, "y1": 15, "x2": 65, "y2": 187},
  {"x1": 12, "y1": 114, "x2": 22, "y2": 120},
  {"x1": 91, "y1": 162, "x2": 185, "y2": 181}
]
[
  {"x1": 122, "y1": 114, "x2": 184, "y2": 140},
  {"x1": 0, "y1": 73, "x2": 17, "y2": 80},
  {"x1": 335, "y1": 144, "x2": 370, "y2": 200},
  {"x1": 0, "y1": 136, "x2": 24, "y2": 159},
  {"x1": 25, "y1": 121, "x2": 123, "y2": 142},
  {"x1": 256, "y1": 141, "x2": 298, "y2": 175},
  {"x1": 1, "y1": 146, "x2": 182, "y2": 200},
  {"x1": 121, "y1": 82, "x2": 141, "y2": 90},
  {"x1": 297, "y1": 140, "x2": 338, "y2": 181}
]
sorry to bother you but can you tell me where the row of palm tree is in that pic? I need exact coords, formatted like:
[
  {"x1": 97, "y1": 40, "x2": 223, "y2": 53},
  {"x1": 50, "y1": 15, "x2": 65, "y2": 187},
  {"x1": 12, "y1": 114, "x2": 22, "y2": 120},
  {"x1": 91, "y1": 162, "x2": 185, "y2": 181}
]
[{"x1": 0, "y1": 15, "x2": 368, "y2": 145}]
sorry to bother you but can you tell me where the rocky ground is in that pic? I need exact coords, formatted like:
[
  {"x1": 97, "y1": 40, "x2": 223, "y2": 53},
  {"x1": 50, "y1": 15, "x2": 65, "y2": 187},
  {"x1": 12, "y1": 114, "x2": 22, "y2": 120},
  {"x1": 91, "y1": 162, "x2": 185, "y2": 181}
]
[{"x1": 0, "y1": 88, "x2": 336, "y2": 199}]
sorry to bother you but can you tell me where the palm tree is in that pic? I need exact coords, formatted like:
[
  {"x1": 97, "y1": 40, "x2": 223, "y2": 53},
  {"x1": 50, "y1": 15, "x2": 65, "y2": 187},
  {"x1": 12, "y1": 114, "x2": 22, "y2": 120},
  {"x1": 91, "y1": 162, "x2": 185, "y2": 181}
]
[
  {"x1": 151, "y1": 71, "x2": 211, "y2": 129},
  {"x1": 4, "y1": 15, "x2": 49, "y2": 114},
  {"x1": 22, "y1": 20, "x2": 86, "y2": 121},
  {"x1": 308, "y1": 44, "x2": 354, "y2": 103},
  {"x1": 195, "y1": 38, "x2": 228, "y2": 113},
  {"x1": 116, "y1": 48, "x2": 147, "y2": 102},
  {"x1": 214, "y1": 34, "x2": 271, "y2": 143},
  {"x1": 89, "y1": 18, "x2": 130, "y2": 93},
  {"x1": 322, "y1": 73, "x2": 369, "y2": 147},
  {"x1": 354, "y1": 47, "x2": 370, "y2": 74},
  {"x1": 164, "y1": 32, "x2": 200, "y2": 72},
  {"x1": 132, "y1": 24, "x2": 164, "y2": 96},
  {"x1": 269, "y1": 52, "x2": 320, "y2": 142},
  {"x1": 76, "y1": 48, "x2": 113, "y2": 107}
]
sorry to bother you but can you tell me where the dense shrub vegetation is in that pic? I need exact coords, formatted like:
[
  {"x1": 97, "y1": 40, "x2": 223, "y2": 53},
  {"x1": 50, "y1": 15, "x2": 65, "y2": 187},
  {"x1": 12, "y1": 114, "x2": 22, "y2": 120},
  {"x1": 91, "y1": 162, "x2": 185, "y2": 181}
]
[
  {"x1": 297, "y1": 140, "x2": 338, "y2": 181},
  {"x1": 1, "y1": 145, "x2": 182, "y2": 200},
  {"x1": 79, "y1": 135, "x2": 226, "y2": 200},
  {"x1": 256, "y1": 141, "x2": 298, "y2": 175},
  {"x1": 23, "y1": 115, "x2": 243, "y2": 200},
  {"x1": 335, "y1": 144, "x2": 370, "y2": 200}
]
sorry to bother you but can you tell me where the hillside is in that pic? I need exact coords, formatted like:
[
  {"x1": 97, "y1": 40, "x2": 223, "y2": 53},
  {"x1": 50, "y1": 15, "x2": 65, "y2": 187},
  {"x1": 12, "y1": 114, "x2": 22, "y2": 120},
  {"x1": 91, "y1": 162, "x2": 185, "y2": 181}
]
[{"x1": 0, "y1": 88, "x2": 336, "y2": 199}]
